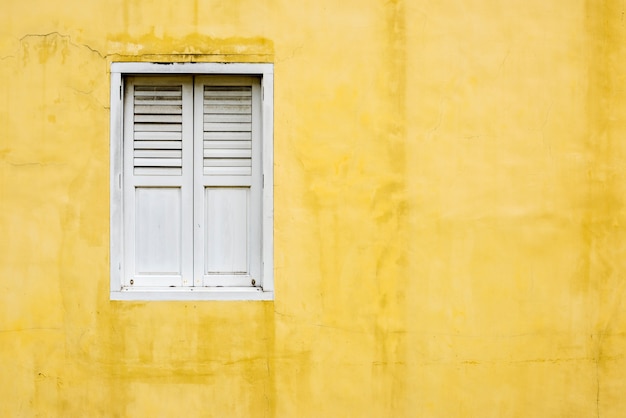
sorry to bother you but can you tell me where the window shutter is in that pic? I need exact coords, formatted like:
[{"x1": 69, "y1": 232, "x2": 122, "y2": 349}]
[
  {"x1": 133, "y1": 85, "x2": 183, "y2": 175},
  {"x1": 194, "y1": 76, "x2": 263, "y2": 287},
  {"x1": 203, "y1": 86, "x2": 253, "y2": 176},
  {"x1": 123, "y1": 77, "x2": 194, "y2": 287}
]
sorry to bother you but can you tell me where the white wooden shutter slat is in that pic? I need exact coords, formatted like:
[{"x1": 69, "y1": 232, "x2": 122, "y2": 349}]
[
  {"x1": 133, "y1": 85, "x2": 184, "y2": 175},
  {"x1": 135, "y1": 150, "x2": 182, "y2": 158},
  {"x1": 134, "y1": 158, "x2": 183, "y2": 167},
  {"x1": 134, "y1": 105, "x2": 183, "y2": 114},
  {"x1": 134, "y1": 88, "x2": 182, "y2": 97},
  {"x1": 133, "y1": 99, "x2": 183, "y2": 105},
  {"x1": 204, "y1": 104, "x2": 251, "y2": 114},
  {"x1": 204, "y1": 158, "x2": 251, "y2": 167},
  {"x1": 135, "y1": 131, "x2": 182, "y2": 140},
  {"x1": 134, "y1": 141, "x2": 182, "y2": 149},
  {"x1": 203, "y1": 99, "x2": 252, "y2": 106},
  {"x1": 204, "y1": 131, "x2": 251, "y2": 140},
  {"x1": 134, "y1": 167, "x2": 182, "y2": 176},
  {"x1": 203, "y1": 89, "x2": 252, "y2": 97},
  {"x1": 203, "y1": 149, "x2": 251, "y2": 158},
  {"x1": 204, "y1": 140, "x2": 251, "y2": 149},
  {"x1": 204, "y1": 114, "x2": 252, "y2": 123},
  {"x1": 204, "y1": 96, "x2": 251, "y2": 102},
  {"x1": 203, "y1": 166, "x2": 252, "y2": 176},
  {"x1": 135, "y1": 114, "x2": 183, "y2": 123},
  {"x1": 204, "y1": 122, "x2": 252, "y2": 131},
  {"x1": 135, "y1": 123, "x2": 182, "y2": 132}
]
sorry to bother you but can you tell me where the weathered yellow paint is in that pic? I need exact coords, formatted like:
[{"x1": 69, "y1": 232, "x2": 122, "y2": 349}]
[{"x1": 1, "y1": 0, "x2": 626, "y2": 416}]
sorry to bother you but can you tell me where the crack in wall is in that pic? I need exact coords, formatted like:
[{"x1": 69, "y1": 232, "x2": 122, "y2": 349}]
[
  {"x1": 3, "y1": 161, "x2": 66, "y2": 167},
  {"x1": 19, "y1": 31, "x2": 108, "y2": 59},
  {"x1": 12, "y1": 32, "x2": 274, "y2": 64}
]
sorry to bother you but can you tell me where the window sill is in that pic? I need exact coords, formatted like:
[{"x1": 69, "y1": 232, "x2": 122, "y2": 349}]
[{"x1": 110, "y1": 286, "x2": 274, "y2": 301}]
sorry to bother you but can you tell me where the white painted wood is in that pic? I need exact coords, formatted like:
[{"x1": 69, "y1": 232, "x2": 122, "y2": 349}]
[
  {"x1": 135, "y1": 99, "x2": 183, "y2": 106},
  {"x1": 203, "y1": 149, "x2": 251, "y2": 158},
  {"x1": 204, "y1": 122, "x2": 252, "y2": 131},
  {"x1": 196, "y1": 176, "x2": 252, "y2": 187},
  {"x1": 111, "y1": 63, "x2": 274, "y2": 300},
  {"x1": 204, "y1": 188, "x2": 249, "y2": 274},
  {"x1": 134, "y1": 141, "x2": 182, "y2": 149},
  {"x1": 134, "y1": 106, "x2": 183, "y2": 115},
  {"x1": 204, "y1": 140, "x2": 251, "y2": 149},
  {"x1": 204, "y1": 104, "x2": 251, "y2": 114},
  {"x1": 111, "y1": 62, "x2": 274, "y2": 76},
  {"x1": 202, "y1": 83, "x2": 253, "y2": 180},
  {"x1": 134, "y1": 150, "x2": 182, "y2": 158},
  {"x1": 204, "y1": 98, "x2": 252, "y2": 104},
  {"x1": 134, "y1": 187, "x2": 182, "y2": 275},
  {"x1": 204, "y1": 159, "x2": 251, "y2": 167},
  {"x1": 204, "y1": 131, "x2": 251, "y2": 140},
  {"x1": 111, "y1": 287, "x2": 273, "y2": 301},
  {"x1": 194, "y1": 76, "x2": 263, "y2": 288},
  {"x1": 131, "y1": 176, "x2": 188, "y2": 187},
  {"x1": 204, "y1": 114, "x2": 252, "y2": 123},
  {"x1": 203, "y1": 167, "x2": 252, "y2": 176},
  {"x1": 203, "y1": 89, "x2": 252, "y2": 97},
  {"x1": 134, "y1": 158, "x2": 183, "y2": 167},
  {"x1": 134, "y1": 88, "x2": 181, "y2": 96},
  {"x1": 261, "y1": 71, "x2": 275, "y2": 292},
  {"x1": 110, "y1": 70, "x2": 123, "y2": 293},
  {"x1": 134, "y1": 167, "x2": 182, "y2": 176},
  {"x1": 132, "y1": 83, "x2": 184, "y2": 177},
  {"x1": 135, "y1": 131, "x2": 182, "y2": 140},
  {"x1": 135, "y1": 114, "x2": 182, "y2": 123},
  {"x1": 250, "y1": 78, "x2": 264, "y2": 289},
  {"x1": 123, "y1": 76, "x2": 193, "y2": 288},
  {"x1": 135, "y1": 123, "x2": 181, "y2": 132}
]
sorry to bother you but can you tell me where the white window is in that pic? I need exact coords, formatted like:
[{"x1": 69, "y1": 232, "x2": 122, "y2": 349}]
[{"x1": 110, "y1": 63, "x2": 273, "y2": 300}]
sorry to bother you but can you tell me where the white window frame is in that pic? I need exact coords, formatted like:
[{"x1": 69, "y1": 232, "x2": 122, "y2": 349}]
[{"x1": 110, "y1": 62, "x2": 274, "y2": 301}]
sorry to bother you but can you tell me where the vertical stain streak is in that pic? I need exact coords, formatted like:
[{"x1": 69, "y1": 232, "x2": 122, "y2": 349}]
[
  {"x1": 264, "y1": 303, "x2": 276, "y2": 418},
  {"x1": 373, "y1": 0, "x2": 408, "y2": 415},
  {"x1": 584, "y1": 1, "x2": 624, "y2": 416}
]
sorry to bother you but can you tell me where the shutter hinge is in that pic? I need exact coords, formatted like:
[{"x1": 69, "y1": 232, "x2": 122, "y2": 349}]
[{"x1": 119, "y1": 85, "x2": 122, "y2": 100}]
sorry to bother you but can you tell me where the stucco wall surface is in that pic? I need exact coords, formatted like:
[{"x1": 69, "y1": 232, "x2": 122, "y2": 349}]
[{"x1": 1, "y1": 0, "x2": 625, "y2": 416}]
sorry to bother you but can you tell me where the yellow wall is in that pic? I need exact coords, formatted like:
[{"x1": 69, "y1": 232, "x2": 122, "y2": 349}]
[{"x1": 1, "y1": 0, "x2": 625, "y2": 416}]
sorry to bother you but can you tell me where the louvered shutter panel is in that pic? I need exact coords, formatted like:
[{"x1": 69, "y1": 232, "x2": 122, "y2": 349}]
[
  {"x1": 133, "y1": 85, "x2": 183, "y2": 175},
  {"x1": 203, "y1": 86, "x2": 253, "y2": 175},
  {"x1": 194, "y1": 76, "x2": 263, "y2": 287},
  {"x1": 123, "y1": 77, "x2": 193, "y2": 287}
]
